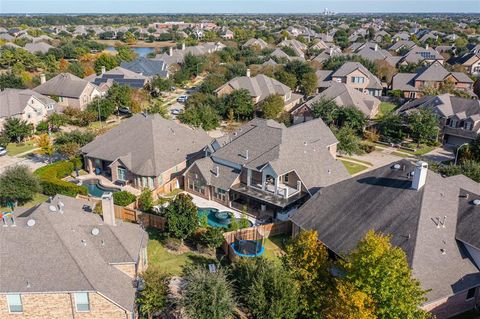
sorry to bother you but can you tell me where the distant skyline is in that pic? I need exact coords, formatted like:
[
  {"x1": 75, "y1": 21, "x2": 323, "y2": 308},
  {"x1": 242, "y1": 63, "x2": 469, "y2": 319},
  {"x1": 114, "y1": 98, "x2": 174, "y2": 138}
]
[{"x1": 1, "y1": 0, "x2": 479, "y2": 14}]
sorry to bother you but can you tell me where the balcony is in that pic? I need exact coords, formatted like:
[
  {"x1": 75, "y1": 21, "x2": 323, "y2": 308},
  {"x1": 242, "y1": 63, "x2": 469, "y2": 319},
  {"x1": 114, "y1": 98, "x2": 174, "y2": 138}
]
[
  {"x1": 231, "y1": 183, "x2": 307, "y2": 209},
  {"x1": 250, "y1": 182, "x2": 301, "y2": 199}
]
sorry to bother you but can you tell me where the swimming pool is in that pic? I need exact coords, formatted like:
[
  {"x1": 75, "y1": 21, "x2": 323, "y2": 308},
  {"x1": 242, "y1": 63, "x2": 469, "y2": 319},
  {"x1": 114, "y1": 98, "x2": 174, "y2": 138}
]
[
  {"x1": 197, "y1": 207, "x2": 253, "y2": 228},
  {"x1": 82, "y1": 179, "x2": 119, "y2": 198}
]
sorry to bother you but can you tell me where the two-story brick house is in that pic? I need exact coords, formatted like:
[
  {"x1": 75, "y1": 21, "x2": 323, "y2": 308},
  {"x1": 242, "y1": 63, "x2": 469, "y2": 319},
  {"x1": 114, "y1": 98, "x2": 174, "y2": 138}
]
[
  {"x1": 316, "y1": 62, "x2": 383, "y2": 96},
  {"x1": 391, "y1": 61, "x2": 475, "y2": 99},
  {"x1": 81, "y1": 113, "x2": 212, "y2": 195},
  {"x1": 0, "y1": 194, "x2": 148, "y2": 319},
  {"x1": 184, "y1": 118, "x2": 349, "y2": 219}
]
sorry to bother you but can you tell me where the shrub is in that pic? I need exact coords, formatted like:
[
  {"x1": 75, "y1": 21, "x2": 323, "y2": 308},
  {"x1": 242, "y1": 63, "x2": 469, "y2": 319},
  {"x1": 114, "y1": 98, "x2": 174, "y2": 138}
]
[
  {"x1": 0, "y1": 165, "x2": 41, "y2": 206},
  {"x1": 359, "y1": 143, "x2": 376, "y2": 153},
  {"x1": 199, "y1": 227, "x2": 225, "y2": 248},
  {"x1": 164, "y1": 237, "x2": 183, "y2": 251},
  {"x1": 34, "y1": 160, "x2": 87, "y2": 197},
  {"x1": 112, "y1": 191, "x2": 136, "y2": 206},
  {"x1": 138, "y1": 188, "x2": 153, "y2": 212}
]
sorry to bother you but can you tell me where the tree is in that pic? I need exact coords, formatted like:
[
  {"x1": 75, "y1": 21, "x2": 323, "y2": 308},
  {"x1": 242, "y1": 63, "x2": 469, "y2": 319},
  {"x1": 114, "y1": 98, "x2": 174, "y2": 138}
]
[
  {"x1": 183, "y1": 267, "x2": 236, "y2": 319},
  {"x1": 337, "y1": 106, "x2": 367, "y2": 134},
  {"x1": 93, "y1": 53, "x2": 119, "y2": 74},
  {"x1": 222, "y1": 89, "x2": 254, "y2": 120},
  {"x1": 260, "y1": 95, "x2": 285, "y2": 119},
  {"x1": 232, "y1": 258, "x2": 299, "y2": 319},
  {"x1": 54, "y1": 130, "x2": 95, "y2": 147},
  {"x1": 0, "y1": 73, "x2": 25, "y2": 90},
  {"x1": 334, "y1": 29, "x2": 350, "y2": 48},
  {"x1": 199, "y1": 227, "x2": 225, "y2": 248},
  {"x1": 407, "y1": 109, "x2": 439, "y2": 146},
  {"x1": 150, "y1": 76, "x2": 173, "y2": 92},
  {"x1": 343, "y1": 231, "x2": 430, "y2": 319},
  {"x1": 136, "y1": 268, "x2": 169, "y2": 319},
  {"x1": 283, "y1": 230, "x2": 333, "y2": 319},
  {"x1": 37, "y1": 134, "x2": 54, "y2": 162},
  {"x1": 0, "y1": 165, "x2": 40, "y2": 206},
  {"x1": 0, "y1": 134, "x2": 9, "y2": 148},
  {"x1": 116, "y1": 44, "x2": 137, "y2": 61},
  {"x1": 274, "y1": 70, "x2": 297, "y2": 90},
  {"x1": 138, "y1": 188, "x2": 153, "y2": 213},
  {"x1": 164, "y1": 193, "x2": 198, "y2": 243},
  {"x1": 300, "y1": 71, "x2": 318, "y2": 96},
  {"x1": 311, "y1": 99, "x2": 340, "y2": 126},
  {"x1": 112, "y1": 191, "x2": 136, "y2": 206},
  {"x1": 377, "y1": 112, "x2": 405, "y2": 142},
  {"x1": 3, "y1": 118, "x2": 31, "y2": 142},
  {"x1": 335, "y1": 125, "x2": 362, "y2": 156},
  {"x1": 148, "y1": 100, "x2": 170, "y2": 119},
  {"x1": 200, "y1": 74, "x2": 226, "y2": 94},
  {"x1": 178, "y1": 104, "x2": 220, "y2": 131},
  {"x1": 323, "y1": 55, "x2": 377, "y2": 75},
  {"x1": 323, "y1": 281, "x2": 377, "y2": 319}
]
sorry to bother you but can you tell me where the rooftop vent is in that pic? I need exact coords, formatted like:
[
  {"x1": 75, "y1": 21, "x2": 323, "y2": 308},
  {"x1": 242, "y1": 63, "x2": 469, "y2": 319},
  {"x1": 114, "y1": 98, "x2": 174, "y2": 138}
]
[
  {"x1": 473, "y1": 199, "x2": 480, "y2": 206},
  {"x1": 440, "y1": 248, "x2": 446, "y2": 255},
  {"x1": 91, "y1": 228, "x2": 100, "y2": 236},
  {"x1": 26, "y1": 219, "x2": 36, "y2": 227},
  {"x1": 393, "y1": 163, "x2": 401, "y2": 169},
  {"x1": 48, "y1": 205, "x2": 57, "y2": 212},
  {"x1": 81, "y1": 239, "x2": 87, "y2": 246}
]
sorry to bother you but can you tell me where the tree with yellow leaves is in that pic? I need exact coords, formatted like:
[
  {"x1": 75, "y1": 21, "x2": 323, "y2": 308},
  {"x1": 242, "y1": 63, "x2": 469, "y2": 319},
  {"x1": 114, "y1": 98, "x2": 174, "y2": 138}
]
[
  {"x1": 323, "y1": 281, "x2": 377, "y2": 319},
  {"x1": 37, "y1": 133, "x2": 54, "y2": 162}
]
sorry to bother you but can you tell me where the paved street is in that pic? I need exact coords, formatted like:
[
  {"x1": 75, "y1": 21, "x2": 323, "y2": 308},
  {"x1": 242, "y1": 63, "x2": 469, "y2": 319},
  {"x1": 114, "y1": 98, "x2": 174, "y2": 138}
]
[{"x1": 0, "y1": 154, "x2": 55, "y2": 174}]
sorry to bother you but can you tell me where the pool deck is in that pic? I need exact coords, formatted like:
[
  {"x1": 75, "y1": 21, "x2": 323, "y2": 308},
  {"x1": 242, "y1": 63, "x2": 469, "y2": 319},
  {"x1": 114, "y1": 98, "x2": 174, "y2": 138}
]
[{"x1": 188, "y1": 193, "x2": 258, "y2": 225}]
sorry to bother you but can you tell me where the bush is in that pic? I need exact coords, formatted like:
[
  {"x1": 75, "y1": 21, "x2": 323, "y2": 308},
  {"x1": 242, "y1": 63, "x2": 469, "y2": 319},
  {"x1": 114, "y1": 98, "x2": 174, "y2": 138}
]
[
  {"x1": 138, "y1": 188, "x2": 153, "y2": 212},
  {"x1": 0, "y1": 165, "x2": 41, "y2": 206},
  {"x1": 112, "y1": 191, "x2": 136, "y2": 207},
  {"x1": 359, "y1": 143, "x2": 376, "y2": 153},
  {"x1": 34, "y1": 160, "x2": 87, "y2": 197},
  {"x1": 199, "y1": 227, "x2": 225, "y2": 248}
]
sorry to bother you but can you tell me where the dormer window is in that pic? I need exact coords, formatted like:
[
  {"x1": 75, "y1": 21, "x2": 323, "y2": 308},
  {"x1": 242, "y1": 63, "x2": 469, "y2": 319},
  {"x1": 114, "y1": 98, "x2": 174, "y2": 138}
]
[
  {"x1": 465, "y1": 122, "x2": 472, "y2": 131},
  {"x1": 450, "y1": 119, "x2": 457, "y2": 128}
]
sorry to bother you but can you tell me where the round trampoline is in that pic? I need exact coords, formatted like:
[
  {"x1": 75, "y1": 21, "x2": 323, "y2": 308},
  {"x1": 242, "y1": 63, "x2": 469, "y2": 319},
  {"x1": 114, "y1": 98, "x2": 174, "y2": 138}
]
[{"x1": 231, "y1": 228, "x2": 265, "y2": 257}]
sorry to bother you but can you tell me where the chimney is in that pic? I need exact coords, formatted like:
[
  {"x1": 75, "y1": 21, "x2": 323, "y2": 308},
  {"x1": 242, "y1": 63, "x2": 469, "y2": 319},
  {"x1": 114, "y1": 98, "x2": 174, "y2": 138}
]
[
  {"x1": 245, "y1": 149, "x2": 249, "y2": 160},
  {"x1": 374, "y1": 44, "x2": 378, "y2": 51},
  {"x1": 411, "y1": 161, "x2": 428, "y2": 191},
  {"x1": 182, "y1": 42, "x2": 186, "y2": 50},
  {"x1": 101, "y1": 66, "x2": 106, "y2": 74},
  {"x1": 169, "y1": 46, "x2": 173, "y2": 56},
  {"x1": 40, "y1": 74, "x2": 46, "y2": 84},
  {"x1": 246, "y1": 69, "x2": 251, "y2": 78},
  {"x1": 425, "y1": 44, "x2": 429, "y2": 50},
  {"x1": 329, "y1": 47, "x2": 333, "y2": 55},
  {"x1": 101, "y1": 192, "x2": 116, "y2": 226}
]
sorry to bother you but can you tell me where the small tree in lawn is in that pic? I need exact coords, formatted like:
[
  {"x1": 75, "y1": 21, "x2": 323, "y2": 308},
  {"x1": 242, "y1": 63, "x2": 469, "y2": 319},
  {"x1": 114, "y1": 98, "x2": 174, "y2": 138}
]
[
  {"x1": 3, "y1": 117, "x2": 31, "y2": 142},
  {"x1": 342, "y1": 230, "x2": 430, "y2": 319},
  {"x1": 260, "y1": 95, "x2": 285, "y2": 119},
  {"x1": 335, "y1": 125, "x2": 361, "y2": 156},
  {"x1": 164, "y1": 193, "x2": 198, "y2": 244},
  {"x1": 283, "y1": 230, "x2": 333, "y2": 319},
  {"x1": 183, "y1": 267, "x2": 237, "y2": 319},
  {"x1": 138, "y1": 188, "x2": 153, "y2": 213},
  {"x1": 37, "y1": 134, "x2": 54, "y2": 163},
  {"x1": 0, "y1": 165, "x2": 40, "y2": 206},
  {"x1": 136, "y1": 268, "x2": 169, "y2": 319}
]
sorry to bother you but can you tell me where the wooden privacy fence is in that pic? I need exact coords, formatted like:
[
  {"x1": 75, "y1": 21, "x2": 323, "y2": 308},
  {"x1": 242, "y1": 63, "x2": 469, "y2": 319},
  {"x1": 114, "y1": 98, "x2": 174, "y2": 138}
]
[{"x1": 222, "y1": 220, "x2": 292, "y2": 262}]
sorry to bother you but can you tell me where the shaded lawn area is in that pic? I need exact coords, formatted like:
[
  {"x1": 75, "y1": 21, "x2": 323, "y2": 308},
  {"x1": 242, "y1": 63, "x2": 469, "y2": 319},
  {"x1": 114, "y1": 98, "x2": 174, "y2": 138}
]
[
  {"x1": 0, "y1": 193, "x2": 49, "y2": 211},
  {"x1": 341, "y1": 160, "x2": 369, "y2": 175},
  {"x1": 6, "y1": 141, "x2": 37, "y2": 156},
  {"x1": 376, "y1": 102, "x2": 398, "y2": 118},
  {"x1": 450, "y1": 310, "x2": 480, "y2": 319},
  {"x1": 147, "y1": 228, "x2": 217, "y2": 276},
  {"x1": 263, "y1": 234, "x2": 290, "y2": 262}
]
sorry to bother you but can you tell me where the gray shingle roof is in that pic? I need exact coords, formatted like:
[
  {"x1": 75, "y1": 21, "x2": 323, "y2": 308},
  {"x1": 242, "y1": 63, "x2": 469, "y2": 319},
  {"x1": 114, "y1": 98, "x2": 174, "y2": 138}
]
[
  {"x1": 81, "y1": 114, "x2": 212, "y2": 177},
  {"x1": 34, "y1": 73, "x2": 92, "y2": 98},
  {"x1": 290, "y1": 160, "x2": 480, "y2": 303},
  {"x1": 24, "y1": 42, "x2": 54, "y2": 54},
  {"x1": 120, "y1": 57, "x2": 168, "y2": 78},
  {"x1": 89, "y1": 67, "x2": 150, "y2": 89},
  {"x1": 192, "y1": 157, "x2": 241, "y2": 190},
  {"x1": 0, "y1": 195, "x2": 147, "y2": 311},
  {"x1": 0, "y1": 88, "x2": 56, "y2": 117}
]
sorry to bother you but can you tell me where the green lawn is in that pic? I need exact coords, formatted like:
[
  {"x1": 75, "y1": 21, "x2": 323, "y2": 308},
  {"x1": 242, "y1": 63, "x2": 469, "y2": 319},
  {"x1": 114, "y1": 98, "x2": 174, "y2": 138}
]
[
  {"x1": 341, "y1": 160, "x2": 369, "y2": 175},
  {"x1": 6, "y1": 141, "x2": 37, "y2": 156},
  {"x1": 0, "y1": 193, "x2": 49, "y2": 212},
  {"x1": 377, "y1": 102, "x2": 398, "y2": 118},
  {"x1": 263, "y1": 234, "x2": 290, "y2": 262},
  {"x1": 147, "y1": 228, "x2": 217, "y2": 275}
]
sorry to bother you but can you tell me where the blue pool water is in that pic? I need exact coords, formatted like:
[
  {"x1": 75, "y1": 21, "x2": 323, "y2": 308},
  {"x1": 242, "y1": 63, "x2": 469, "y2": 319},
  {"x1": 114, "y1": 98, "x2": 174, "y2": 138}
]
[
  {"x1": 83, "y1": 179, "x2": 119, "y2": 198},
  {"x1": 106, "y1": 46, "x2": 155, "y2": 57},
  {"x1": 197, "y1": 207, "x2": 253, "y2": 228}
]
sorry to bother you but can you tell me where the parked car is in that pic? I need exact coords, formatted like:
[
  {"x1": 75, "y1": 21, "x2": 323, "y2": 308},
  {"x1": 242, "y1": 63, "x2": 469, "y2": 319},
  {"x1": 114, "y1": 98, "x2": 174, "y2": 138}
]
[
  {"x1": 186, "y1": 86, "x2": 198, "y2": 94},
  {"x1": 118, "y1": 106, "x2": 132, "y2": 115},
  {"x1": 0, "y1": 147, "x2": 7, "y2": 156},
  {"x1": 171, "y1": 109, "x2": 182, "y2": 115},
  {"x1": 177, "y1": 95, "x2": 188, "y2": 103}
]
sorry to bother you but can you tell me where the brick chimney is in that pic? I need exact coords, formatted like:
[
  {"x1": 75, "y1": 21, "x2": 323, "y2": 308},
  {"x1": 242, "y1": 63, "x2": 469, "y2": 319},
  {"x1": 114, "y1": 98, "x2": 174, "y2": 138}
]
[{"x1": 101, "y1": 192, "x2": 116, "y2": 226}]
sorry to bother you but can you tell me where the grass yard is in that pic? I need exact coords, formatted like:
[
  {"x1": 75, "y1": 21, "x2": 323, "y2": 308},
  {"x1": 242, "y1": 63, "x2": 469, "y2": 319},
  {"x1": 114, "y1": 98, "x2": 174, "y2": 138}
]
[
  {"x1": 147, "y1": 228, "x2": 217, "y2": 275},
  {"x1": 0, "y1": 193, "x2": 49, "y2": 212},
  {"x1": 341, "y1": 160, "x2": 369, "y2": 175},
  {"x1": 377, "y1": 102, "x2": 398, "y2": 118},
  {"x1": 263, "y1": 234, "x2": 289, "y2": 262},
  {"x1": 6, "y1": 141, "x2": 37, "y2": 156}
]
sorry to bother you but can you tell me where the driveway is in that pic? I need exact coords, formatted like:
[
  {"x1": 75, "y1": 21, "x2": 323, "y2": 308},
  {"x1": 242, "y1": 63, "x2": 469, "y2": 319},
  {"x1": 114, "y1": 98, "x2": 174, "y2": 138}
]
[
  {"x1": 348, "y1": 150, "x2": 409, "y2": 171},
  {"x1": 0, "y1": 153, "x2": 57, "y2": 174},
  {"x1": 420, "y1": 147, "x2": 454, "y2": 163}
]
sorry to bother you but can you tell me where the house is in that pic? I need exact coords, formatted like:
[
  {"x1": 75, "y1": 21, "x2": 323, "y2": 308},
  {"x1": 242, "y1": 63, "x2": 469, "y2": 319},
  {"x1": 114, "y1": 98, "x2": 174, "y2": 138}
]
[
  {"x1": 184, "y1": 118, "x2": 349, "y2": 219},
  {"x1": 120, "y1": 57, "x2": 169, "y2": 78},
  {"x1": 0, "y1": 194, "x2": 148, "y2": 318},
  {"x1": 242, "y1": 38, "x2": 269, "y2": 50},
  {"x1": 87, "y1": 66, "x2": 150, "y2": 89},
  {"x1": 270, "y1": 48, "x2": 305, "y2": 62},
  {"x1": 278, "y1": 39, "x2": 307, "y2": 58},
  {"x1": 214, "y1": 72, "x2": 303, "y2": 112},
  {"x1": 397, "y1": 45, "x2": 445, "y2": 66},
  {"x1": 451, "y1": 53, "x2": 480, "y2": 76},
  {"x1": 154, "y1": 42, "x2": 224, "y2": 66},
  {"x1": 221, "y1": 29, "x2": 235, "y2": 40},
  {"x1": 316, "y1": 62, "x2": 383, "y2": 96},
  {"x1": 24, "y1": 42, "x2": 54, "y2": 54},
  {"x1": 391, "y1": 61, "x2": 475, "y2": 99},
  {"x1": 311, "y1": 47, "x2": 342, "y2": 64},
  {"x1": 290, "y1": 160, "x2": 480, "y2": 319},
  {"x1": 0, "y1": 88, "x2": 57, "y2": 129},
  {"x1": 373, "y1": 30, "x2": 389, "y2": 43},
  {"x1": 81, "y1": 114, "x2": 212, "y2": 195},
  {"x1": 397, "y1": 94, "x2": 480, "y2": 146},
  {"x1": 388, "y1": 40, "x2": 417, "y2": 53},
  {"x1": 347, "y1": 42, "x2": 392, "y2": 63},
  {"x1": 291, "y1": 82, "x2": 380, "y2": 124},
  {"x1": 33, "y1": 73, "x2": 102, "y2": 110}
]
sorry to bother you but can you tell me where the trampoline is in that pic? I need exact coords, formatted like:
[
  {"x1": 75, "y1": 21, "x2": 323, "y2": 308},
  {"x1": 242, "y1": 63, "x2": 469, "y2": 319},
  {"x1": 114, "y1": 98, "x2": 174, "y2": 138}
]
[{"x1": 231, "y1": 228, "x2": 265, "y2": 257}]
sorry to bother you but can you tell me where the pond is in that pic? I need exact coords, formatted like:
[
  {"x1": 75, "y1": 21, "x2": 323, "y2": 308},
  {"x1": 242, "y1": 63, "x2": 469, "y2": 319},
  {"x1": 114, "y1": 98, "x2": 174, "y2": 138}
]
[
  {"x1": 82, "y1": 179, "x2": 120, "y2": 198},
  {"x1": 105, "y1": 46, "x2": 156, "y2": 57}
]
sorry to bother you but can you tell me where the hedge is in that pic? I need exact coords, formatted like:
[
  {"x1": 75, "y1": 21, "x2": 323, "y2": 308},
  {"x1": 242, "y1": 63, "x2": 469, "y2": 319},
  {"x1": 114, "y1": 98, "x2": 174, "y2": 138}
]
[
  {"x1": 34, "y1": 160, "x2": 88, "y2": 197},
  {"x1": 113, "y1": 191, "x2": 136, "y2": 207}
]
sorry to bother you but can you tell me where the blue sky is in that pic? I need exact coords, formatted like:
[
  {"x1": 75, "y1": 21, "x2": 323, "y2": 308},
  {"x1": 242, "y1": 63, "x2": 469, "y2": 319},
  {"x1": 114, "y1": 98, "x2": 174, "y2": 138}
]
[{"x1": 1, "y1": 0, "x2": 479, "y2": 14}]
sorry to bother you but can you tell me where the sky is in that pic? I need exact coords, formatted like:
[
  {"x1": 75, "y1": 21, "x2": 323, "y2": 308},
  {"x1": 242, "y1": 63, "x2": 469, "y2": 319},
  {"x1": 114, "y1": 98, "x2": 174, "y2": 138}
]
[{"x1": 1, "y1": 0, "x2": 479, "y2": 14}]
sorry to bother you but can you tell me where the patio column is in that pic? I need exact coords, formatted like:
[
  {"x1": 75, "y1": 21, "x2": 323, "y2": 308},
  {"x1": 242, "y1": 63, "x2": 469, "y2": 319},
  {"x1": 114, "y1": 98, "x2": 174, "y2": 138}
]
[
  {"x1": 261, "y1": 172, "x2": 266, "y2": 190},
  {"x1": 274, "y1": 176, "x2": 279, "y2": 195},
  {"x1": 247, "y1": 168, "x2": 252, "y2": 187}
]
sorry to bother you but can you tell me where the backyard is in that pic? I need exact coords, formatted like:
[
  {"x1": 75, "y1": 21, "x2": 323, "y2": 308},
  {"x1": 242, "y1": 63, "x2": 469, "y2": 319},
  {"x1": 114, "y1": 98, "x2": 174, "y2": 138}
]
[{"x1": 6, "y1": 141, "x2": 37, "y2": 156}]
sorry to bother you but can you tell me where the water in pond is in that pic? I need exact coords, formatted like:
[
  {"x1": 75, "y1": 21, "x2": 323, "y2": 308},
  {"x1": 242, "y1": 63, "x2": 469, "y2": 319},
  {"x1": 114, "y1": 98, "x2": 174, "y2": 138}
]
[
  {"x1": 82, "y1": 179, "x2": 119, "y2": 198},
  {"x1": 105, "y1": 46, "x2": 155, "y2": 57}
]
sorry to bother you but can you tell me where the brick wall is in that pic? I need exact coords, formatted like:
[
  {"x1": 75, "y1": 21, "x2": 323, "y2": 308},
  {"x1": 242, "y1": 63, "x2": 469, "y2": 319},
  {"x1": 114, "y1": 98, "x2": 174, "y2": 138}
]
[
  {"x1": 423, "y1": 289, "x2": 479, "y2": 319},
  {"x1": 113, "y1": 263, "x2": 137, "y2": 279},
  {"x1": 0, "y1": 292, "x2": 131, "y2": 319}
]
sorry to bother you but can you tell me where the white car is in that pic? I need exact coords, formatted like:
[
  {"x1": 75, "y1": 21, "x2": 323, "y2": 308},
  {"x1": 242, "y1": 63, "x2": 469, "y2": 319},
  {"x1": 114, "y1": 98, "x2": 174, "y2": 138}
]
[
  {"x1": 0, "y1": 147, "x2": 7, "y2": 156},
  {"x1": 177, "y1": 95, "x2": 188, "y2": 103},
  {"x1": 171, "y1": 109, "x2": 182, "y2": 116}
]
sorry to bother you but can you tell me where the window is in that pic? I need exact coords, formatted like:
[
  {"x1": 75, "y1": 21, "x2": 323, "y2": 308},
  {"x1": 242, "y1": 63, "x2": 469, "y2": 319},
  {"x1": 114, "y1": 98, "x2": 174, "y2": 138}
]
[
  {"x1": 466, "y1": 288, "x2": 476, "y2": 300},
  {"x1": 59, "y1": 96, "x2": 64, "y2": 102},
  {"x1": 451, "y1": 119, "x2": 458, "y2": 128},
  {"x1": 284, "y1": 174, "x2": 289, "y2": 183},
  {"x1": 351, "y1": 76, "x2": 365, "y2": 84},
  {"x1": 117, "y1": 167, "x2": 127, "y2": 181},
  {"x1": 7, "y1": 294, "x2": 23, "y2": 313},
  {"x1": 148, "y1": 177, "x2": 154, "y2": 189},
  {"x1": 142, "y1": 176, "x2": 147, "y2": 188},
  {"x1": 74, "y1": 292, "x2": 90, "y2": 312},
  {"x1": 465, "y1": 122, "x2": 472, "y2": 130},
  {"x1": 214, "y1": 188, "x2": 226, "y2": 201}
]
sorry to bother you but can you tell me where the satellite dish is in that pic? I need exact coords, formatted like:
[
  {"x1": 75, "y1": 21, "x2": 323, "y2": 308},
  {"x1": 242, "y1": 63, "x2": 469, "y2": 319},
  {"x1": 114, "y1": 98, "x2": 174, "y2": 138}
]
[
  {"x1": 27, "y1": 219, "x2": 36, "y2": 227},
  {"x1": 473, "y1": 199, "x2": 480, "y2": 206},
  {"x1": 91, "y1": 228, "x2": 100, "y2": 236},
  {"x1": 48, "y1": 205, "x2": 57, "y2": 212}
]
